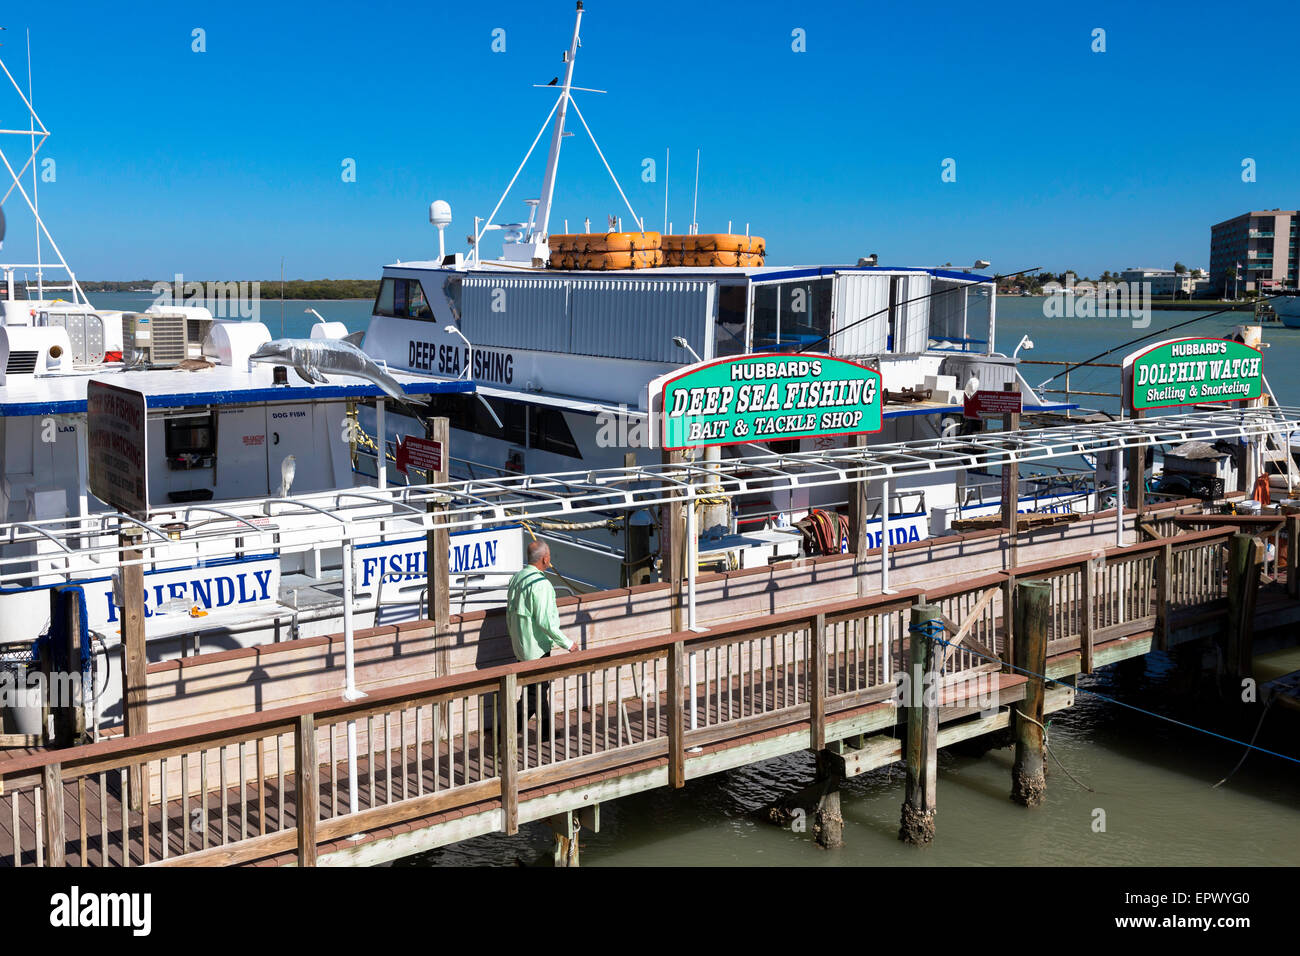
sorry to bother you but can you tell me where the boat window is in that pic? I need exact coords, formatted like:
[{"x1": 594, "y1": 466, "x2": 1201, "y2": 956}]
[
  {"x1": 437, "y1": 395, "x2": 527, "y2": 447},
  {"x1": 751, "y1": 279, "x2": 832, "y2": 353},
  {"x1": 529, "y1": 406, "x2": 582, "y2": 459},
  {"x1": 164, "y1": 413, "x2": 216, "y2": 470},
  {"x1": 442, "y1": 276, "x2": 463, "y2": 323},
  {"x1": 372, "y1": 277, "x2": 435, "y2": 320},
  {"x1": 714, "y1": 285, "x2": 747, "y2": 357}
]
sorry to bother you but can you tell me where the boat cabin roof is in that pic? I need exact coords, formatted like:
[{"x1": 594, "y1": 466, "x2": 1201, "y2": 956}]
[
  {"x1": 386, "y1": 261, "x2": 997, "y2": 285},
  {"x1": 0, "y1": 365, "x2": 474, "y2": 417}
]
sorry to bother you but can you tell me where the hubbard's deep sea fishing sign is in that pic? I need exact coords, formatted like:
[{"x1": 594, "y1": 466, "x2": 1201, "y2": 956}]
[
  {"x1": 1124, "y1": 338, "x2": 1262, "y2": 411},
  {"x1": 659, "y1": 354, "x2": 882, "y2": 450}
]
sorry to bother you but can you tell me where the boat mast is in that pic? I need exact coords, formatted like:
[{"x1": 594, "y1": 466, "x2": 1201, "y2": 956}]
[{"x1": 532, "y1": 1, "x2": 583, "y2": 244}]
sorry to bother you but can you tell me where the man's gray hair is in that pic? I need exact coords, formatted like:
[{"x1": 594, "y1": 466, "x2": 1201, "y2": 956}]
[{"x1": 526, "y1": 539, "x2": 550, "y2": 565}]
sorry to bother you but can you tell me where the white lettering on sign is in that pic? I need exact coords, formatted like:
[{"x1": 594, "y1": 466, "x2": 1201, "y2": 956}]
[
  {"x1": 97, "y1": 558, "x2": 281, "y2": 629},
  {"x1": 354, "y1": 528, "x2": 524, "y2": 593}
]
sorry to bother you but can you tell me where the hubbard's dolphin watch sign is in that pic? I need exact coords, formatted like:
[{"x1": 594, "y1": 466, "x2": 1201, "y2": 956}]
[
  {"x1": 1123, "y1": 337, "x2": 1262, "y2": 411},
  {"x1": 654, "y1": 354, "x2": 882, "y2": 450}
]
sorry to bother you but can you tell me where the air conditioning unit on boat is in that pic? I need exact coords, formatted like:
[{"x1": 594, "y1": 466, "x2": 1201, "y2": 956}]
[{"x1": 122, "y1": 310, "x2": 213, "y2": 367}]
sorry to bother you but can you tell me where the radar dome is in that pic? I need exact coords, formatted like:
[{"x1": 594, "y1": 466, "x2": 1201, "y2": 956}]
[{"x1": 429, "y1": 200, "x2": 452, "y2": 228}]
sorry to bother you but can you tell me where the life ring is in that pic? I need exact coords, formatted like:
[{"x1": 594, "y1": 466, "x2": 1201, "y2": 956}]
[
  {"x1": 661, "y1": 234, "x2": 765, "y2": 255},
  {"x1": 662, "y1": 249, "x2": 764, "y2": 268},
  {"x1": 549, "y1": 231, "x2": 661, "y2": 254}
]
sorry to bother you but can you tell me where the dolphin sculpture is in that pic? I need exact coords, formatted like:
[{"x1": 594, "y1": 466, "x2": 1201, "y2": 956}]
[{"x1": 249, "y1": 334, "x2": 423, "y2": 406}]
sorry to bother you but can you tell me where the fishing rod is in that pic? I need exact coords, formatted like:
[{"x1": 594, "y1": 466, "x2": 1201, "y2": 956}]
[
  {"x1": 796, "y1": 266, "x2": 1041, "y2": 354},
  {"x1": 1033, "y1": 292, "x2": 1286, "y2": 391}
]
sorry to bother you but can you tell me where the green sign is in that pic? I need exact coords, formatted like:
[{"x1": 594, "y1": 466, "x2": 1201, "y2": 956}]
[
  {"x1": 660, "y1": 355, "x2": 882, "y2": 450},
  {"x1": 1127, "y1": 338, "x2": 1262, "y2": 411}
]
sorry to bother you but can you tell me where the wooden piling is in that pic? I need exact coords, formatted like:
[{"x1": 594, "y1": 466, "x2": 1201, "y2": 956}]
[
  {"x1": 1156, "y1": 542, "x2": 1173, "y2": 652},
  {"x1": 809, "y1": 613, "x2": 827, "y2": 751},
  {"x1": 498, "y1": 673, "x2": 519, "y2": 835},
  {"x1": 661, "y1": 449, "x2": 687, "y2": 632},
  {"x1": 42, "y1": 763, "x2": 64, "y2": 867},
  {"x1": 846, "y1": 434, "x2": 870, "y2": 597},
  {"x1": 294, "y1": 714, "x2": 317, "y2": 867},
  {"x1": 668, "y1": 641, "x2": 686, "y2": 788},
  {"x1": 546, "y1": 810, "x2": 581, "y2": 867},
  {"x1": 120, "y1": 527, "x2": 149, "y2": 812},
  {"x1": 1078, "y1": 559, "x2": 1095, "y2": 674},
  {"x1": 425, "y1": 416, "x2": 450, "y2": 641},
  {"x1": 1011, "y1": 580, "x2": 1050, "y2": 808},
  {"x1": 1225, "y1": 533, "x2": 1262, "y2": 685},
  {"x1": 813, "y1": 749, "x2": 844, "y2": 849},
  {"x1": 899, "y1": 602, "x2": 940, "y2": 846}
]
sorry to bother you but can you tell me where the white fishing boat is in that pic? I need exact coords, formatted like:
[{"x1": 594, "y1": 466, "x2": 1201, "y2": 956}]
[
  {"x1": 0, "y1": 48, "x2": 526, "y2": 732},
  {"x1": 353, "y1": 2, "x2": 1086, "y2": 590},
  {"x1": 1269, "y1": 293, "x2": 1300, "y2": 328}
]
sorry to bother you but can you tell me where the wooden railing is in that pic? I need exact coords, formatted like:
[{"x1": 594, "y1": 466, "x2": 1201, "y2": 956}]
[{"x1": 0, "y1": 527, "x2": 1242, "y2": 868}]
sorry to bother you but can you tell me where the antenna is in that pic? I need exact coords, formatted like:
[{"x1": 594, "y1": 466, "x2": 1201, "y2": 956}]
[
  {"x1": 691, "y1": 149, "x2": 700, "y2": 235},
  {"x1": 26, "y1": 30, "x2": 39, "y2": 300},
  {"x1": 533, "y1": 1, "x2": 585, "y2": 243}
]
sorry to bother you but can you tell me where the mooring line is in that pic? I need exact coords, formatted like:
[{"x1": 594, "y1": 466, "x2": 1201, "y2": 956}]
[
  {"x1": 1012, "y1": 707, "x2": 1095, "y2": 793},
  {"x1": 919, "y1": 629, "x2": 1300, "y2": 769}
]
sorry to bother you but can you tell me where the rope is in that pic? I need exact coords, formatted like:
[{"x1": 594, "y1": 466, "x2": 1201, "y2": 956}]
[
  {"x1": 927, "y1": 632, "x2": 1300, "y2": 768},
  {"x1": 1212, "y1": 696, "x2": 1274, "y2": 789},
  {"x1": 908, "y1": 619, "x2": 946, "y2": 638},
  {"x1": 1011, "y1": 707, "x2": 1095, "y2": 792}
]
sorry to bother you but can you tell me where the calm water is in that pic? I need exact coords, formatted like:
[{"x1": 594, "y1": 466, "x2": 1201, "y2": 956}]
[
  {"x1": 84, "y1": 291, "x2": 374, "y2": 339},
  {"x1": 90, "y1": 291, "x2": 1300, "y2": 865},
  {"x1": 400, "y1": 657, "x2": 1300, "y2": 867}
]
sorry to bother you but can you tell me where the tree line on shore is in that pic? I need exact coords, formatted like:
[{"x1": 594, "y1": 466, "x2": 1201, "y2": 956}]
[{"x1": 77, "y1": 279, "x2": 381, "y2": 300}]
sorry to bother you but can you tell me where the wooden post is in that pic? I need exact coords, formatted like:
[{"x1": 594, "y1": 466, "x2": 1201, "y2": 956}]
[
  {"x1": 809, "y1": 613, "x2": 826, "y2": 751},
  {"x1": 1156, "y1": 541, "x2": 1173, "y2": 651},
  {"x1": 498, "y1": 672, "x2": 519, "y2": 835},
  {"x1": 1127, "y1": 410, "x2": 1146, "y2": 515},
  {"x1": 661, "y1": 449, "x2": 686, "y2": 632},
  {"x1": 1225, "y1": 533, "x2": 1262, "y2": 685},
  {"x1": 668, "y1": 641, "x2": 686, "y2": 788},
  {"x1": 1011, "y1": 580, "x2": 1050, "y2": 808},
  {"x1": 42, "y1": 763, "x2": 65, "y2": 867},
  {"x1": 425, "y1": 416, "x2": 450, "y2": 636},
  {"x1": 1001, "y1": 574, "x2": 1017, "y2": 673},
  {"x1": 120, "y1": 526, "x2": 148, "y2": 812},
  {"x1": 1001, "y1": 397, "x2": 1021, "y2": 571},
  {"x1": 1079, "y1": 560, "x2": 1095, "y2": 674},
  {"x1": 813, "y1": 749, "x2": 844, "y2": 850},
  {"x1": 547, "y1": 810, "x2": 581, "y2": 867},
  {"x1": 1287, "y1": 515, "x2": 1300, "y2": 600},
  {"x1": 846, "y1": 434, "x2": 870, "y2": 597},
  {"x1": 294, "y1": 714, "x2": 318, "y2": 867},
  {"x1": 899, "y1": 602, "x2": 940, "y2": 845}
]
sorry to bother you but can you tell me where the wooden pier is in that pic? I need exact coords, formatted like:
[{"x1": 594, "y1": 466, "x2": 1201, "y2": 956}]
[{"x1": 3, "y1": 521, "x2": 1293, "y2": 867}]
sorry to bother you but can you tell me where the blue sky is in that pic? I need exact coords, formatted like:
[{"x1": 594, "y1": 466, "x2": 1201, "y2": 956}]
[{"x1": 2, "y1": 0, "x2": 1297, "y2": 280}]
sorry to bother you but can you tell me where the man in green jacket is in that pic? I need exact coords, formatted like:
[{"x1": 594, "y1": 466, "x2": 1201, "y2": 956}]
[{"x1": 507, "y1": 540, "x2": 574, "y2": 724}]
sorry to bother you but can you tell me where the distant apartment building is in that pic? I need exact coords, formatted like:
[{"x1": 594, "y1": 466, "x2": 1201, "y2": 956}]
[
  {"x1": 1209, "y1": 210, "x2": 1298, "y2": 294},
  {"x1": 1119, "y1": 268, "x2": 1206, "y2": 296}
]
